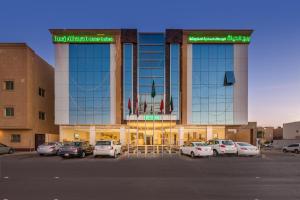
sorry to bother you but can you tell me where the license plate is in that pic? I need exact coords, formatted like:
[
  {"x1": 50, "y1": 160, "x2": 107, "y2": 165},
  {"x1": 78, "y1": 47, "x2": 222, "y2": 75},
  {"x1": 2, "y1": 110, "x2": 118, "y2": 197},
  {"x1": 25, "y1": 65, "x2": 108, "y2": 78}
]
[{"x1": 64, "y1": 153, "x2": 69, "y2": 156}]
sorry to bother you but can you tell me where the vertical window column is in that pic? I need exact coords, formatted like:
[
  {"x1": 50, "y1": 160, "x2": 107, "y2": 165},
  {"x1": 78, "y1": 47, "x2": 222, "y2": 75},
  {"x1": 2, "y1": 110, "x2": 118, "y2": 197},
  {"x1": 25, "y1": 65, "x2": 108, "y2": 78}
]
[
  {"x1": 123, "y1": 43, "x2": 133, "y2": 119},
  {"x1": 170, "y1": 44, "x2": 180, "y2": 120}
]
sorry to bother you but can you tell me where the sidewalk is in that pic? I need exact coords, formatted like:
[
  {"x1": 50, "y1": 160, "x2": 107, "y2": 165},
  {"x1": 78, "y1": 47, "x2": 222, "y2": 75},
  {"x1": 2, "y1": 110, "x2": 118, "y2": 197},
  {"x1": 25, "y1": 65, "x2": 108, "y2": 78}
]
[{"x1": 0, "y1": 151, "x2": 37, "y2": 158}]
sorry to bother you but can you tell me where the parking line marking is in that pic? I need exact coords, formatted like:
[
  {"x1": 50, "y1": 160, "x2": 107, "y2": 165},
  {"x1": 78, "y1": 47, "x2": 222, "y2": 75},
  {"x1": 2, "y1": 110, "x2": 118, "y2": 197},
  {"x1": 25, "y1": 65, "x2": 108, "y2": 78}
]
[
  {"x1": 53, "y1": 176, "x2": 60, "y2": 179},
  {"x1": 255, "y1": 176, "x2": 261, "y2": 179},
  {"x1": 3, "y1": 176, "x2": 9, "y2": 179}
]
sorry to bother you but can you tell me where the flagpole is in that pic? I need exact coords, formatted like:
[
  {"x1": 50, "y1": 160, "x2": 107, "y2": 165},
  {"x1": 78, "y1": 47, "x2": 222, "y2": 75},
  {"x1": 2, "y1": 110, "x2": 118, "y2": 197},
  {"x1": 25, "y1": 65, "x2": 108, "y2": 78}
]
[
  {"x1": 152, "y1": 96, "x2": 154, "y2": 150},
  {"x1": 136, "y1": 102, "x2": 138, "y2": 157},
  {"x1": 170, "y1": 108, "x2": 171, "y2": 147},
  {"x1": 127, "y1": 98, "x2": 131, "y2": 158},
  {"x1": 144, "y1": 100, "x2": 147, "y2": 155},
  {"x1": 161, "y1": 106, "x2": 163, "y2": 157}
]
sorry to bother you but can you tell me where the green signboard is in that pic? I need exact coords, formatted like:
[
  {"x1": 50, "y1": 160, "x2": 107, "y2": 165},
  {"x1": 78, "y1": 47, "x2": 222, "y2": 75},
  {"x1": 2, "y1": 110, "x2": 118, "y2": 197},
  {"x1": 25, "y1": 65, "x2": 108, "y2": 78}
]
[
  {"x1": 188, "y1": 34, "x2": 251, "y2": 44},
  {"x1": 52, "y1": 35, "x2": 114, "y2": 43},
  {"x1": 144, "y1": 115, "x2": 161, "y2": 121}
]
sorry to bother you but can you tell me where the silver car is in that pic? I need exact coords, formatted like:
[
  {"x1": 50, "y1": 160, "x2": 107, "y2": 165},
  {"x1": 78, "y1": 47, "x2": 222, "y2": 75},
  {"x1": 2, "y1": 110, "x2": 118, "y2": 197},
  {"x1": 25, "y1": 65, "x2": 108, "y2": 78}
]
[
  {"x1": 0, "y1": 143, "x2": 14, "y2": 154},
  {"x1": 37, "y1": 142, "x2": 62, "y2": 156},
  {"x1": 283, "y1": 143, "x2": 300, "y2": 154}
]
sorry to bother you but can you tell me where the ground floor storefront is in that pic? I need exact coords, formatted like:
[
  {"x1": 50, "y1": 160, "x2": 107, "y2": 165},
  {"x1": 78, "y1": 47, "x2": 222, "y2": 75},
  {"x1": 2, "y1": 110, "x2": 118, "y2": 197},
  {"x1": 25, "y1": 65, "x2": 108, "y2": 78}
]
[{"x1": 59, "y1": 122, "x2": 231, "y2": 146}]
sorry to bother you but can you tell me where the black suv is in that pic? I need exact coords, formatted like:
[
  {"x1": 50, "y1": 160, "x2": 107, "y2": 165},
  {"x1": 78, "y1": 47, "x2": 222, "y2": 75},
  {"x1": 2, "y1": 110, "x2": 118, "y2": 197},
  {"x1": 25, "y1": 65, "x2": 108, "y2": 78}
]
[{"x1": 58, "y1": 141, "x2": 93, "y2": 158}]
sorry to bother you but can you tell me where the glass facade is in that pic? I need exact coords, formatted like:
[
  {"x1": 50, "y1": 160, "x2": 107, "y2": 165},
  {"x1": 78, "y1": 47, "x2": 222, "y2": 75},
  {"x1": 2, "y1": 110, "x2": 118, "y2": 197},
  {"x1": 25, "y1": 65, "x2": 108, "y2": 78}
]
[
  {"x1": 123, "y1": 43, "x2": 133, "y2": 118},
  {"x1": 170, "y1": 44, "x2": 180, "y2": 119},
  {"x1": 191, "y1": 44, "x2": 234, "y2": 125},
  {"x1": 138, "y1": 33, "x2": 165, "y2": 113},
  {"x1": 69, "y1": 44, "x2": 111, "y2": 124}
]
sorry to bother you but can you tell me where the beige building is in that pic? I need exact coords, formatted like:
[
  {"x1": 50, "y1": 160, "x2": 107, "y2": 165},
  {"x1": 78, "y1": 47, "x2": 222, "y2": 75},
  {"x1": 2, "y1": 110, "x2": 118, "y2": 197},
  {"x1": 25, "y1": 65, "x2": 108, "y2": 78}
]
[
  {"x1": 0, "y1": 43, "x2": 58, "y2": 150},
  {"x1": 283, "y1": 121, "x2": 300, "y2": 139},
  {"x1": 226, "y1": 122, "x2": 257, "y2": 145}
]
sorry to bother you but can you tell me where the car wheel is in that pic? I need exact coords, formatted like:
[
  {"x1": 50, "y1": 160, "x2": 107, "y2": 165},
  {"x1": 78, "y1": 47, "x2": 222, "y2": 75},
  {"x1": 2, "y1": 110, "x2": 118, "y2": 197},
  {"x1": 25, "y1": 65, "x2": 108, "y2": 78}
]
[
  {"x1": 81, "y1": 151, "x2": 86, "y2": 158},
  {"x1": 8, "y1": 149, "x2": 14, "y2": 154},
  {"x1": 295, "y1": 149, "x2": 299, "y2": 154},
  {"x1": 213, "y1": 150, "x2": 218, "y2": 157},
  {"x1": 190, "y1": 151, "x2": 195, "y2": 158},
  {"x1": 283, "y1": 149, "x2": 287, "y2": 153}
]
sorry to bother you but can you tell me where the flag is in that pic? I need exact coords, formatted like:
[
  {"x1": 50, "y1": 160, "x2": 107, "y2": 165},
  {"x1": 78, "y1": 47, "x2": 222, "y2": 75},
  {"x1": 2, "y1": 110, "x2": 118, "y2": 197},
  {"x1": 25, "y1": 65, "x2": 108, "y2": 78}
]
[
  {"x1": 160, "y1": 99, "x2": 164, "y2": 113},
  {"x1": 169, "y1": 96, "x2": 174, "y2": 113},
  {"x1": 151, "y1": 80, "x2": 156, "y2": 98},
  {"x1": 143, "y1": 100, "x2": 147, "y2": 113},
  {"x1": 127, "y1": 98, "x2": 132, "y2": 115},
  {"x1": 135, "y1": 96, "x2": 139, "y2": 117}
]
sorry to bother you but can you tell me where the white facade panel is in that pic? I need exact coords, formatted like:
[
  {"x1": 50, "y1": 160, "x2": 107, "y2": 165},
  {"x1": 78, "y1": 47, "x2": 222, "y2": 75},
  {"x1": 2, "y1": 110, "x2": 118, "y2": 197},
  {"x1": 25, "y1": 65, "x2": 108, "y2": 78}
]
[
  {"x1": 110, "y1": 44, "x2": 116, "y2": 124},
  {"x1": 186, "y1": 44, "x2": 192, "y2": 124},
  {"x1": 233, "y1": 44, "x2": 248, "y2": 125},
  {"x1": 55, "y1": 44, "x2": 69, "y2": 125}
]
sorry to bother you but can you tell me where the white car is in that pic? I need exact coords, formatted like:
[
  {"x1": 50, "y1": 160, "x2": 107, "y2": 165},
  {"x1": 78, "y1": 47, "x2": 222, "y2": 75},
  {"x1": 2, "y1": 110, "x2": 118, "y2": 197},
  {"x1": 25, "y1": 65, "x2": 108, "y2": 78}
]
[
  {"x1": 37, "y1": 142, "x2": 62, "y2": 156},
  {"x1": 93, "y1": 140, "x2": 122, "y2": 158},
  {"x1": 282, "y1": 143, "x2": 300, "y2": 154},
  {"x1": 180, "y1": 142, "x2": 213, "y2": 158},
  {"x1": 208, "y1": 139, "x2": 238, "y2": 156},
  {"x1": 235, "y1": 142, "x2": 260, "y2": 156}
]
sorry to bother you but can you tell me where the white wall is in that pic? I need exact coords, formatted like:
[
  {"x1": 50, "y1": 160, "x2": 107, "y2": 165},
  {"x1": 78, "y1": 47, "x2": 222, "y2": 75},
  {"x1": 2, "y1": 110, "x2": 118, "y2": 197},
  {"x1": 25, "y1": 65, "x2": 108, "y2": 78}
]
[
  {"x1": 233, "y1": 44, "x2": 248, "y2": 125},
  {"x1": 283, "y1": 121, "x2": 300, "y2": 139},
  {"x1": 55, "y1": 44, "x2": 69, "y2": 125},
  {"x1": 186, "y1": 44, "x2": 192, "y2": 124},
  {"x1": 110, "y1": 44, "x2": 116, "y2": 124}
]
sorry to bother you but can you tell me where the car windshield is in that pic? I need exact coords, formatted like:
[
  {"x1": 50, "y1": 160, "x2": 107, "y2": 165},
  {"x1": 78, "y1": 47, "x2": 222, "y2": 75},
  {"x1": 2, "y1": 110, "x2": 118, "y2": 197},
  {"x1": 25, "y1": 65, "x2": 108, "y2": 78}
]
[
  {"x1": 96, "y1": 141, "x2": 111, "y2": 145},
  {"x1": 222, "y1": 141, "x2": 234, "y2": 145},
  {"x1": 237, "y1": 142, "x2": 252, "y2": 146},
  {"x1": 194, "y1": 142, "x2": 208, "y2": 146},
  {"x1": 64, "y1": 142, "x2": 82, "y2": 147}
]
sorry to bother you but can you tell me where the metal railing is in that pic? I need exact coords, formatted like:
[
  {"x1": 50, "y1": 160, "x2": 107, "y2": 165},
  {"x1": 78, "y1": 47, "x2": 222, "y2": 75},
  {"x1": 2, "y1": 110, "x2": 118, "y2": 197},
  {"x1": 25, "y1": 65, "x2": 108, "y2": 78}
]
[{"x1": 124, "y1": 145, "x2": 179, "y2": 156}]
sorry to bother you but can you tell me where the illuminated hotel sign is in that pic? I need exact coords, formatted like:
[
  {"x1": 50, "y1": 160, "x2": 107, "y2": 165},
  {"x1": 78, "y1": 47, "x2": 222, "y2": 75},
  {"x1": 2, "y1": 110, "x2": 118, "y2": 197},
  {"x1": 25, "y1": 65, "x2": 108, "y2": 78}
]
[
  {"x1": 144, "y1": 115, "x2": 161, "y2": 121},
  {"x1": 52, "y1": 35, "x2": 114, "y2": 43},
  {"x1": 188, "y1": 34, "x2": 251, "y2": 44}
]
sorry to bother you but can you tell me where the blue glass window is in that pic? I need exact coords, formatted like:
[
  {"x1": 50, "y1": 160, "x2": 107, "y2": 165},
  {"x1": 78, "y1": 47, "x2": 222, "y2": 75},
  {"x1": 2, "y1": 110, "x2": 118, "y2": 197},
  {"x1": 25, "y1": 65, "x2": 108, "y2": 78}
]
[
  {"x1": 191, "y1": 44, "x2": 234, "y2": 125},
  {"x1": 69, "y1": 44, "x2": 111, "y2": 124},
  {"x1": 138, "y1": 33, "x2": 165, "y2": 113}
]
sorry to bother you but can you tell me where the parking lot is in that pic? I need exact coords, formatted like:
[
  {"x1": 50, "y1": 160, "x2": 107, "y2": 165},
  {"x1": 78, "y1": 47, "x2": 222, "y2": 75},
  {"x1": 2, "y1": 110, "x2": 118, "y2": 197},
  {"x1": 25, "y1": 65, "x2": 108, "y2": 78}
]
[{"x1": 1, "y1": 150, "x2": 300, "y2": 200}]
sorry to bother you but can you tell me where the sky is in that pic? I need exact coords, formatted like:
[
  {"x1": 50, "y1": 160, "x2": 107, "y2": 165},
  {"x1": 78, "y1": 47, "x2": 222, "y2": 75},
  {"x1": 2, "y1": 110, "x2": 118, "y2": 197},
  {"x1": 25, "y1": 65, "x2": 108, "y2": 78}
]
[{"x1": 0, "y1": 0, "x2": 299, "y2": 127}]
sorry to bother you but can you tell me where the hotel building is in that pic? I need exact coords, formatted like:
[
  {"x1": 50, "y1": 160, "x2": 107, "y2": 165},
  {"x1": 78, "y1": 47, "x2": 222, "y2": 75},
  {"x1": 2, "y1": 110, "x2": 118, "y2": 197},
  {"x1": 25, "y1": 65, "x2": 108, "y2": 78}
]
[{"x1": 50, "y1": 29, "x2": 252, "y2": 146}]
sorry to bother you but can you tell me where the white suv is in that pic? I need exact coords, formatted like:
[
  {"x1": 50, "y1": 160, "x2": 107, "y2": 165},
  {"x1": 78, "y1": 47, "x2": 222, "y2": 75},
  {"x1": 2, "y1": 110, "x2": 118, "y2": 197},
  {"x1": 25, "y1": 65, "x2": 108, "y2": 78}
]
[
  {"x1": 208, "y1": 139, "x2": 237, "y2": 156},
  {"x1": 93, "y1": 140, "x2": 122, "y2": 158}
]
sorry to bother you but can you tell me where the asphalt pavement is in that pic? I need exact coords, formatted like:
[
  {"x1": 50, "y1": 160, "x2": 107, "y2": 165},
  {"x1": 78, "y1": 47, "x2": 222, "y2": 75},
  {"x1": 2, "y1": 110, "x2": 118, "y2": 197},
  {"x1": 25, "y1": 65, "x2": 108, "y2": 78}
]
[{"x1": 0, "y1": 151, "x2": 300, "y2": 200}]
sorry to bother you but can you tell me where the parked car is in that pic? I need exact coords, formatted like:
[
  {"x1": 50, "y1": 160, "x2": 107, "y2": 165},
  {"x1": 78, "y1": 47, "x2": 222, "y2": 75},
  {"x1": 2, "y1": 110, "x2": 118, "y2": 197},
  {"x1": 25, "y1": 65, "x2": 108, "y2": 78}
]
[
  {"x1": 208, "y1": 139, "x2": 237, "y2": 156},
  {"x1": 180, "y1": 142, "x2": 213, "y2": 158},
  {"x1": 262, "y1": 142, "x2": 273, "y2": 149},
  {"x1": 235, "y1": 142, "x2": 260, "y2": 156},
  {"x1": 93, "y1": 140, "x2": 122, "y2": 158},
  {"x1": 0, "y1": 143, "x2": 14, "y2": 154},
  {"x1": 58, "y1": 141, "x2": 93, "y2": 158},
  {"x1": 282, "y1": 143, "x2": 300, "y2": 153},
  {"x1": 37, "y1": 142, "x2": 62, "y2": 156}
]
